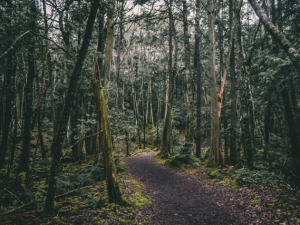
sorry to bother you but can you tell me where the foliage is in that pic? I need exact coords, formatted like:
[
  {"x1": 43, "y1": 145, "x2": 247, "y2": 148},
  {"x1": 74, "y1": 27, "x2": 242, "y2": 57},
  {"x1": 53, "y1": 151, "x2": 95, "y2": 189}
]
[
  {"x1": 233, "y1": 168, "x2": 286, "y2": 189},
  {"x1": 165, "y1": 152, "x2": 200, "y2": 169}
]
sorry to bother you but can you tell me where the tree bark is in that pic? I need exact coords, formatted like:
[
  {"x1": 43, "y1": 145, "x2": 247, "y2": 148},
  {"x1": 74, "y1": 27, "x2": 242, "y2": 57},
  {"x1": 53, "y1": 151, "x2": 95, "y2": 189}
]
[
  {"x1": 230, "y1": 0, "x2": 237, "y2": 166},
  {"x1": 0, "y1": 38, "x2": 14, "y2": 169},
  {"x1": 207, "y1": 0, "x2": 220, "y2": 167},
  {"x1": 104, "y1": 4, "x2": 114, "y2": 81},
  {"x1": 18, "y1": 0, "x2": 37, "y2": 185},
  {"x1": 182, "y1": 0, "x2": 194, "y2": 143},
  {"x1": 93, "y1": 79, "x2": 124, "y2": 204},
  {"x1": 194, "y1": 0, "x2": 201, "y2": 158},
  {"x1": 161, "y1": 0, "x2": 174, "y2": 155},
  {"x1": 44, "y1": 0, "x2": 99, "y2": 213}
]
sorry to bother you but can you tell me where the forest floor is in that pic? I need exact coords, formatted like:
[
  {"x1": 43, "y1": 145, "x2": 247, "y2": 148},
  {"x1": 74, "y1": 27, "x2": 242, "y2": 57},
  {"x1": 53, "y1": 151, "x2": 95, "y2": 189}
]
[
  {"x1": 124, "y1": 153, "x2": 300, "y2": 225},
  {"x1": 1, "y1": 141, "x2": 300, "y2": 224},
  {"x1": 0, "y1": 148, "x2": 154, "y2": 225}
]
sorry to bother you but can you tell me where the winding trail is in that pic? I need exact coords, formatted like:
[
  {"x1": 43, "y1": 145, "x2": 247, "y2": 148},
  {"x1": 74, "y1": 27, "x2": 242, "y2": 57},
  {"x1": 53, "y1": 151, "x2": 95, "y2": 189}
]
[{"x1": 123, "y1": 155, "x2": 239, "y2": 225}]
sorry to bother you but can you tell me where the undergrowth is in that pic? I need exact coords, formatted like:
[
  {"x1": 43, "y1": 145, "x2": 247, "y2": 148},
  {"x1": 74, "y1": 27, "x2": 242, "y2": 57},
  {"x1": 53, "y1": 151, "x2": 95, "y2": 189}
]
[{"x1": 0, "y1": 141, "x2": 153, "y2": 225}]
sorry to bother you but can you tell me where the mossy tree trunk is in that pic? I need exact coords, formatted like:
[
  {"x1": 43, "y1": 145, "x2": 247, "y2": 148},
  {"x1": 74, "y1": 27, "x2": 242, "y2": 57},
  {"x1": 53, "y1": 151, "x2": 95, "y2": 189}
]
[{"x1": 93, "y1": 80, "x2": 124, "y2": 204}]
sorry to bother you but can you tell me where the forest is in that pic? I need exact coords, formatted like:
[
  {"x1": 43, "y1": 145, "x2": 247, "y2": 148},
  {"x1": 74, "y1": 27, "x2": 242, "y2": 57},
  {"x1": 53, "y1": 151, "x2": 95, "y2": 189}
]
[{"x1": 0, "y1": 0, "x2": 300, "y2": 224}]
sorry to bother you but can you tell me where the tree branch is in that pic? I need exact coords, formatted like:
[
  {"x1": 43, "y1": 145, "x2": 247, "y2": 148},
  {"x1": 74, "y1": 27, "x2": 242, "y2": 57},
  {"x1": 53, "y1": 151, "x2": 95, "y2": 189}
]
[{"x1": 0, "y1": 31, "x2": 30, "y2": 60}]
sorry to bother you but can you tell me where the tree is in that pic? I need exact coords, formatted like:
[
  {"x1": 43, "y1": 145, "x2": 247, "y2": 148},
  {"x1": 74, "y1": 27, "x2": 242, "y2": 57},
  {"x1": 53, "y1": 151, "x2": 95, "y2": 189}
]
[
  {"x1": 161, "y1": 0, "x2": 174, "y2": 155},
  {"x1": 44, "y1": 0, "x2": 100, "y2": 212},
  {"x1": 248, "y1": 0, "x2": 300, "y2": 73},
  {"x1": 207, "y1": 0, "x2": 220, "y2": 167},
  {"x1": 194, "y1": 0, "x2": 202, "y2": 158}
]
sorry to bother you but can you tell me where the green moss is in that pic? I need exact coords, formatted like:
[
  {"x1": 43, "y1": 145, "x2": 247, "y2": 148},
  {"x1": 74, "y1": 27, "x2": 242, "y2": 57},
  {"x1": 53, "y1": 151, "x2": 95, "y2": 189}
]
[
  {"x1": 218, "y1": 178, "x2": 232, "y2": 186},
  {"x1": 70, "y1": 206, "x2": 80, "y2": 215},
  {"x1": 209, "y1": 170, "x2": 219, "y2": 177},
  {"x1": 18, "y1": 172, "x2": 26, "y2": 183},
  {"x1": 130, "y1": 192, "x2": 152, "y2": 207}
]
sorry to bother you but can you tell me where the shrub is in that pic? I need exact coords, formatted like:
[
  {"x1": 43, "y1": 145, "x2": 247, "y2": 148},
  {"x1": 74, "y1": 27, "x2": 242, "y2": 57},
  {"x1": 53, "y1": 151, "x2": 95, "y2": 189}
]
[{"x1": 233, "y1": 168, "x2": 285, "y2": 189}]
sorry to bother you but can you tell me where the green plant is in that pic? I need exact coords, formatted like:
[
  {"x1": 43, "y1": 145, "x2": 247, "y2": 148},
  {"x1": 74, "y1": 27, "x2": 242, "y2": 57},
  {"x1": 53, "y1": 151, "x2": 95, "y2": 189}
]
[{"x1": 233, "y1": 168, "x2": 286, "y2": 188}]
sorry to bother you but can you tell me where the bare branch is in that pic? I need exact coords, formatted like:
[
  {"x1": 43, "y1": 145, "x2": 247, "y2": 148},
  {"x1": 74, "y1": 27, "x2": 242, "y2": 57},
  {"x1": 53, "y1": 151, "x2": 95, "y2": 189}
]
[{"x1": 0, "y1": 31, "x2": 30, "y2": 60}]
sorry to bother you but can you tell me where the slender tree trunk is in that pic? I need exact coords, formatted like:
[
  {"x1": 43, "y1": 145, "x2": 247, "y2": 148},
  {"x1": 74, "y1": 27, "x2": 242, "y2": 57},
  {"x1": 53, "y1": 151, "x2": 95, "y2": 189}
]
[
  {"x1": 115, "y1": 4, "x2": 124, "y2": 108},
  {"x1": 146, "y1": 80, "x2": 149, "y2": 124},
  {"x1": 242, "y1": 116, "x2": 253, "y2": 169},
  {"x1": 104, "y1": 13, "x2": 114, "y2": 81},
  {"x1": 18, "y1": 1, "x2": 37, "y2": 185},
  {"x1": 85, "y1": 98, "x2": 96, "y2": 155},
  {"x1": 7, "y1": 87, "x2": 18, "y2": 176},
  {"x1": 264, "y1": 93, "x2": 271, "y2": 158},
  {"x1": 38, "y1": 110, "x2": 46, "y2": 159},
  {"x1": 44, "y1": 0, "x2": 99, "y2": 212},
  {"x1": 195, "y1": 0, "x2": 201, "y2": 158},
  {"x1": 207, "y1": 0, "x2": 220, "y2": 167},
  {"x1": 182, "y1": 0, "x2": 194, "y2": 143},
  {"x1": 143, "y1": 97, "x2": 146, "y2": 149},
  {"x1": 0, "y1": 41, "x2": 14, "y2": 169},
  {"x1": 230, "y1": 0, "x2": 237, "y2": 165},
  {"x1": 161, "y1": 0, "x2": 174, "y2": 155}
]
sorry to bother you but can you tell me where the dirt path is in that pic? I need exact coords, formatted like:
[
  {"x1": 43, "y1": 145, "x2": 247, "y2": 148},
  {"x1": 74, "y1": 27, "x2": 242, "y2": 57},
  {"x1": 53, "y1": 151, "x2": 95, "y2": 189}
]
[{"x1": 123, "y1": 155, "x2": 240, "y2": 225}]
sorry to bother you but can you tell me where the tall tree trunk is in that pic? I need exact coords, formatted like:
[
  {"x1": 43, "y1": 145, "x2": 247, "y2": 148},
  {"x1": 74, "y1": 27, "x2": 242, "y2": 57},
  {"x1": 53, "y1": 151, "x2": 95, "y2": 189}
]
[
  {"x1": 104, "y1": 8, "x2": 114, "y2": 81},
  {"x1": 218, "y1": 2, "x2": 235, "y2": 117},
  {"x1": 281, "y1": 85, "x2": 300, "y2": 174},
  {"x1": 95, "y1": 5, "x2": 106, "y2": 152},
  {"x1": 18, "y1": 1, "x2": 37, "y2": 186},
  {"x1": 194, "y1": 0, "x2": 202, "y2": 158},
  {"x1": 0, "y1": 38, "x2": 14, "y2": 169},
  {"x1": 44, "y1": 0, "x2": 99, "y2": 212},
  {"x1": 235, "y1": 0, "x2": 256, "y2": 164},
  {"x1": 115, "y1": 4, "x2": 124, "y2": 108},
  {"x1": 207, "y1": 0, "x2": 220, "y2": 167},
  {"x1": 183, "y1": 0, "x2": 194, "y2": 143},
  {"x1": 7, "y1": 82, "x2": 18, "y2": 176},
  {"x1": 230, "y1": 0, "x2": 237, "y2": 166},
  {"x1": 161, "y1": 0, "x2": 173, "y2": 155}
]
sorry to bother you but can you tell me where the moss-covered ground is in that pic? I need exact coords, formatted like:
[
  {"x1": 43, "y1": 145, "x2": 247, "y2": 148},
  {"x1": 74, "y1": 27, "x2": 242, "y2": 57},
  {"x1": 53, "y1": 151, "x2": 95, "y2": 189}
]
[{"x1": 0, "y1": 134, "x2": 153, "y2": 225}]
